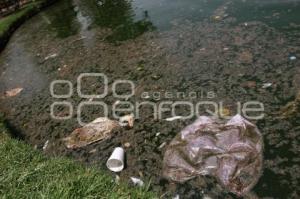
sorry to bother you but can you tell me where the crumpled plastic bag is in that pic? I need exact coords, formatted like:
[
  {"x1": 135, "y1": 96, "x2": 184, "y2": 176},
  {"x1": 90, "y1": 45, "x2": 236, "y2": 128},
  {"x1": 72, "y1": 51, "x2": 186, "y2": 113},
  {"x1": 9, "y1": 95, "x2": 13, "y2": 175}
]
[{"x1": 162, "y1": 115, "x2": 263, "y2": 196}]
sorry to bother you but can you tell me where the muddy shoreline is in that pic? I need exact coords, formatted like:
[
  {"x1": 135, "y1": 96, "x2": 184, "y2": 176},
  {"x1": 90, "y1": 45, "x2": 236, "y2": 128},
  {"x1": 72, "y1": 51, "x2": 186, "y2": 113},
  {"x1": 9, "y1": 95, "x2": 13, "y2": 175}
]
[{"x1": 1, "y1": 1, "x2": 300, "y2": 198}]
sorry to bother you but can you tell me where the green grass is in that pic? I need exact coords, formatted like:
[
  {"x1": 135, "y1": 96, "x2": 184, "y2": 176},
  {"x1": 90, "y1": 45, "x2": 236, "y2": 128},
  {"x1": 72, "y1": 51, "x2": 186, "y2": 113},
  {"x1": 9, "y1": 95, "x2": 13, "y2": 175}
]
[
  {"x1": 0, "y1": 2, "x2": 41, "y2": 36},
  {"x1": 0, "y1": 120, "x2": 157, "y2": 199}
]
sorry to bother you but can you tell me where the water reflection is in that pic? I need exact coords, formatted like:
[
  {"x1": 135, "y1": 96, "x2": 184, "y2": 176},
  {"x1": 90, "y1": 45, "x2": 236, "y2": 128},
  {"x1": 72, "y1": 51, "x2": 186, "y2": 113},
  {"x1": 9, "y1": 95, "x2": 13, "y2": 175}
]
[
  {"x1": 44, "y1": 0, "x2": 155, "y2": 42},
  {"x1": 131, "y1": 0, "x2": 224, "y2": 28},
  {"x1": 81, "y1": 0, "x2": 133, "y2": 28},
  {"x1": 105, "y1": 13, "x2": 155, "y2": 42},
  {"x1": 42, "y1": 0, "x2": 300, "y2": 42},
  {"x1": 45, "y1": 0, "x2": 79, "y2": 38},
  {"x1": 80, "y1": 0, "x2": 155, "y2": 42},
  {"x1": 73, "y1": 0, "x2": 95, "y2": 48}
]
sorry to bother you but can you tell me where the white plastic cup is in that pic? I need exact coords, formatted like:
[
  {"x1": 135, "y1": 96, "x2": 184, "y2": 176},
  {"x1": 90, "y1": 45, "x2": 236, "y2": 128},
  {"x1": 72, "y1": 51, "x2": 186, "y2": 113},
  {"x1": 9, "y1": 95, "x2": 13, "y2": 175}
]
[{"x1": 106, "y1": 147, "x2": 125, "y2": 172}]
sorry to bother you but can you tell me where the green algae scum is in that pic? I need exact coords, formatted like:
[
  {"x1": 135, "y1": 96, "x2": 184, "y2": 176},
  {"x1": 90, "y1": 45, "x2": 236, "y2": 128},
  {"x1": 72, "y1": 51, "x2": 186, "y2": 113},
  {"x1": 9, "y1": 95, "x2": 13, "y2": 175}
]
[{"x1": 1, "y1": 0, "x2": 300, "y2": 198}]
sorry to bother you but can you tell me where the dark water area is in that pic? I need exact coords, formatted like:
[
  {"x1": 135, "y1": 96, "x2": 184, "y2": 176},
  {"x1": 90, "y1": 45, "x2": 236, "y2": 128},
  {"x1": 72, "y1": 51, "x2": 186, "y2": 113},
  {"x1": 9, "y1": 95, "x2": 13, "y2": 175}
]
[
  {"x1": 1, "y1": 0, "x2": 300, "y2": 198},
  {"x1": 43, "y1": 0, "x2": 300, "y2": 41}
]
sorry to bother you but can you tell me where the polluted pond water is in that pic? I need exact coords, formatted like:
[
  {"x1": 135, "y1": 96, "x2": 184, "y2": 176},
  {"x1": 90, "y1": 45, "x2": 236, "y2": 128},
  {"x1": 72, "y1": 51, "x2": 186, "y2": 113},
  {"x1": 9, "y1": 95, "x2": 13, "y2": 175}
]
[{"x1": 0, "y1": 0, "x2": 300, "y2": 198}]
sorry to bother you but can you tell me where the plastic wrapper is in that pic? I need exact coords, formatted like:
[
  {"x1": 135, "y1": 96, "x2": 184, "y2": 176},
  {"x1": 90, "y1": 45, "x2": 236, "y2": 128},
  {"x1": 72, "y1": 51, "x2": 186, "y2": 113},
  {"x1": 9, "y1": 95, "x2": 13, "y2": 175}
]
[{"x1": 162, "y1": 115, "x2": 263, "y2": 196}]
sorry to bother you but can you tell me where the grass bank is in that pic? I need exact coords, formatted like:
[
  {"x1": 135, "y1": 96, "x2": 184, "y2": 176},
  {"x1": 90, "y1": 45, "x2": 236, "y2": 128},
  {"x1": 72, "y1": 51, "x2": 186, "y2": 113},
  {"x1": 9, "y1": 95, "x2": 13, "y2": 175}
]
[
  {"x1": 0, "y1": 119, "x2": 157, "y2": 198},
  {"x1": 0, "y1": 0, "x2": 56, "y2": 52}
]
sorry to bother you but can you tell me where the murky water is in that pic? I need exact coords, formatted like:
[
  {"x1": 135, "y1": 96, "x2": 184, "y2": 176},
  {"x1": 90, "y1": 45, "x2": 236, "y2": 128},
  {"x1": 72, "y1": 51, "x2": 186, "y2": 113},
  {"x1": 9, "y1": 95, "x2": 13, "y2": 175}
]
[
  {"x1": 1, "y1": 0, "x2": 300, "y2": 198},
  {"x1": 41, "y1": 0, "x2": 300, "y2": 40}
]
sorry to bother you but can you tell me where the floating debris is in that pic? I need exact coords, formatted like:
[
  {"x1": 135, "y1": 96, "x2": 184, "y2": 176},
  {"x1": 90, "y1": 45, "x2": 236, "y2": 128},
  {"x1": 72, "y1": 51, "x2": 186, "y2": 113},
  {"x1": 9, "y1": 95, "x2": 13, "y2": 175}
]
[
  {"x1": 151, "y1": 74, "x2": 161, "y2": 80},
  {"x1": 63, "y1": 117, "x2": 120, "y2": 149},
  {"x1": 119, "y1": 114, "x2": 134, "y2": 127},
  {"x1": 89, "y1": 149, "x2": 97, "y2": 154},
  {"x1": 165, "y1": 116, "x2": 183, "y2": 122},
  {"x1": 44, "y1": 53, "x2": 57, "y2": 60},
  {"x1": 278, "y1": 92, "x2": 300, "y2": 118},
  {"x1": 262, "y1": 83, "x2": 273, "y2": 89},
  {"x1": 130, "y1": 177, "x2": 144, "y2": 187},
  {"x1": 113, "y1": 100, "x2": 121, "y2": 106},
  {"x1": 243, "y1": 81, "x2": 256, "y2": 88},
  {"x1": 219, "y1": 107, "x2": 230, "y2": 117},
  {"x1": 4, "y1": 87, "x2": 23, "y2": 97},
  {"x1": 213, "y1": 15, "x2": 221, "y2": 21},
  {"x1": 124, "y1": 142, "x2": 131, "y2": 148},
  {"x1": 289, "y1": 56, "x2": 297, "y2": 61},
  {"x1": 158, "y1": 142, "x2": 167, "y2": 149},
  {"x1": 162, "y1": 115, "x2": 263, "y2": 196}
]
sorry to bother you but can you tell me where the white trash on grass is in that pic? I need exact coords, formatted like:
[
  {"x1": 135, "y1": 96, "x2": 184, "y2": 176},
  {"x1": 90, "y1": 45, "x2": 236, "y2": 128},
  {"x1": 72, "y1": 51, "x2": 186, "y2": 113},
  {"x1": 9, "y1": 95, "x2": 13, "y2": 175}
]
[
  {"x1": 106, "y1": 147, "x2": 125, "y2": 172},
  {"x1": 130, "y1": 177, "x2": 144, "y2": 187}
]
